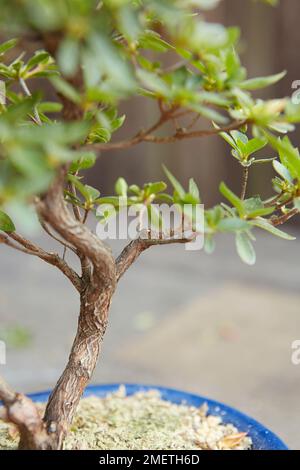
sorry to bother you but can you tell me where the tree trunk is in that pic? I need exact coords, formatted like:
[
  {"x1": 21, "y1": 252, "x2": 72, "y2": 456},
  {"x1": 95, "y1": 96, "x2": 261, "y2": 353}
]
[{"x1": 42, "y1": 284, "x2": 113, "y2": 449}]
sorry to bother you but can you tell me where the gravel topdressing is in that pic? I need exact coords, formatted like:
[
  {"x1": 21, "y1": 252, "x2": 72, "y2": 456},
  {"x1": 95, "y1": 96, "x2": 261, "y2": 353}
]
[{"x1": 0, "y1": 386, "x2": 252, "y2": 450}]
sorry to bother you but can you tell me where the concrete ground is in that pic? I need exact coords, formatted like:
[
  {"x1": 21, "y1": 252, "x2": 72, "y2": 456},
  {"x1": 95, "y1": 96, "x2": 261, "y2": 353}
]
[{"x1": 0, "y1": 228, "x2": 300, "y2": 449}]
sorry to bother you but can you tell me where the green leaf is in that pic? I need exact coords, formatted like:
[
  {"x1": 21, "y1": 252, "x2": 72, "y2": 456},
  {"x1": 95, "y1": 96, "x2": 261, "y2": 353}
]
[
  {"x1": 253, "y1": 157, "x2": 276, "y2": 165},
  {"x1": 0, "y1": 210, "x2": 15, "y2": 232},
  {"x1": 95, "y1": 196, "x2": 122, "y2": 207},
  {"x1": 37, "y1": 101, "x2": 63, "y2": 113},
  {"x1": 269, "y1": 121, "x2": 294, "y2": 133},
  {"x1": 182, "y1": 193, "x2": 199, "y2": 205},
  {"x1": 219, "y1": 130, "x2": 238, "y2": 149},
  {"x1": 68, "y1": 174, "x2": 99, "y2": 202},
  {"x1": 188, "y1": 178, "x2": 200, "y2": 201},
  {"x1": 285, "y1": 102, "x2": 300, "y2": 123},
  {"x1": 205, "y1": 205, "x2": 223, "y2": 228},
  {"x1": 128, "y1": 184, "x2": 141, "y2": 196},
  {"x1": 1, "y1": 97, "x2": 36, "y2": 123},
  {"x1": 191, "y1": 104, "x2": 227, "y2": 124},
  {"x1": 146, "y1": 182, "x2": 167, "y2": 195},
  {"x1": 70, "y1": 152, "x2": 96, "y2": 172},
  {"x1": 239, "y1": 71, "x2": 286, "y2": 90},
  {"x1": 273, "y1": 160, "x2": 293, "y2": 183},
  {"x1": 243, "y1": 137, "x2": 268, "y2": 156},
  {"x1": 88, "y1": 33, "x2": 136, "y2": 95},
  {"x1": 50, "y1": 76, "x2": 81, "y2": 104},
  {"x1": 236, "y1": 232, "x2": 256, "y2": 265},
  {"x1": 115, "y1": 177, "x2": 128, "y2": 197},
  {"x1": 189, "y1": 21, "x2": 228, "y2": 52},
  {"x1": 219, "y1": 182, "x2": 244, "y2": 216},
  {"x1": 117, "y1": 5, "x2": 141, "y2": 41},
  {"x1": 204, "y1": 235, "x2": 215, "y2": 254},
  {"x1": 250, "y1": 218, "x2": 296, "y2": 240},
  {"x1": 137, "y1": 69, "x2": 171, "y2": 97},
  {"x1": 218, "y1": 217, "x2": 249, "y2": 232},
  {"x1": 97, "y1": 205, "x2": 118, "y2": 224},
  {"x1": 67, "y1": 174, "x2": 87, "y2": 194},
  {"x1": 246, "y1": 206, "x2": 275, "y2": 218},
  {"x1": 294, "y1": 197, "x2": 300, "y2": 211},
  {"x1": 243, "y1": 196, "x2": 264, "y2": 213},
  {"x1": 268, "y1": 135, "x2": 300, "y2": 180},
  {"x1": 147, "y1": 204, "x2": 163, "y2": 229},
  {"x1": 84, "y1": 185, "x2": 100, "y2": 202},
  {"x1": 156, "y1": 193, "x2": 174, "y2": 204},
  {"x1": 111, "y1": 114, "x2": 126, "y2": 132},
  {"x1": 88, "y1": 127, "x2": 111, "y2": 144},
  {"x1": 26, "y1": 51, "x2": 50, "y2": 69},
  {"x1": 0, "y1": 38, "x2": 18, "y2": 55},
  {"x1": 139, "y1": 31, "x2": 172, "y2": 52},
  {"x1": 163, "y1": 165, "x2": 186, "y2": 200},
  {"x1": 230, "y1": 130, "x2": 248, "y2": 145},
  {"x1": 242, "y1": 196, "x2": 275, "y2": 218},
  {"x1": 57, "y1": 38, "x2": 79, "y2": 77}
]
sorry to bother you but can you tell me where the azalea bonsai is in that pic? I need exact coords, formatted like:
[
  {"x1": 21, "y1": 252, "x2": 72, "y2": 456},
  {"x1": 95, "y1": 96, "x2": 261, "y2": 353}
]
[{"x1": 0, "y1": 0, "x2": 299, "y2": 450}]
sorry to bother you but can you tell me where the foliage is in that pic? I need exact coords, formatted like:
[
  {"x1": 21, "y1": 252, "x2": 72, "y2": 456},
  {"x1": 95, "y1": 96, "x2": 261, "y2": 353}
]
[{"x1": 0, "y1": 0, "x2": 299, "y2": 264}]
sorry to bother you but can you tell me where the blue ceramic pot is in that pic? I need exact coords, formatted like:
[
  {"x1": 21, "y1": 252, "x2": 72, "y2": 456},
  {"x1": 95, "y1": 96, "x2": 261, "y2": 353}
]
[{"x1": 29, "y1": 383, "x2": 288, "y2": 451}]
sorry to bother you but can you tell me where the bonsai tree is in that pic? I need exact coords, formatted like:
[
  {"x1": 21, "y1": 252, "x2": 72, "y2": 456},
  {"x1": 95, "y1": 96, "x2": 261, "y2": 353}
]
[{"x1": 0, "y1": 0, "x2": 299, "y2": 450}]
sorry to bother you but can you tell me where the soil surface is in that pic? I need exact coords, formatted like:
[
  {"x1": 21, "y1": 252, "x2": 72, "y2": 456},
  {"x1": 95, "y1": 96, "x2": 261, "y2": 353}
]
[{"x1": 0, "y1": 388, "x2": 252, "y2": 450}]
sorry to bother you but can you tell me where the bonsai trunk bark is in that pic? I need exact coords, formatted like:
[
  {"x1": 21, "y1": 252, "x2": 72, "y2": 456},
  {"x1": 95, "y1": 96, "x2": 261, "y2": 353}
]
[{"x1": 43, "y1": 284, "x2": 113, "y2": 449}]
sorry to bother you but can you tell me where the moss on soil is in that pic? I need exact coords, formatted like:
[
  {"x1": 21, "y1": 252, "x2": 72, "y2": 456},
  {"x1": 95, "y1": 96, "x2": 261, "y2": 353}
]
[{"x1": 0, "y1": 387, "x2": 252, "y2": 450}]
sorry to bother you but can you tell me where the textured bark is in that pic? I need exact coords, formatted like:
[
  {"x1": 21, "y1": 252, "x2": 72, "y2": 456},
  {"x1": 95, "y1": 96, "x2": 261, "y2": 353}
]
[
  {"x1": 0, "y1": 377, "x2": 55, "y2": 450},
  {"x1": 43, "y1": 285, "x2": 113, "y2": 448},
  {"x1": 116, "y1": 230, "x2": 194, "y2": 282},
  {"x1": 34, "y1": 168, "x2": 117, "y2": 449}
]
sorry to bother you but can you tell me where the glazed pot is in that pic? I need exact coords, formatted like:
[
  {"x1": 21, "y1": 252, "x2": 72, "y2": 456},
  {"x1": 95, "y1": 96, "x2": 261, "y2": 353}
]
[{"x1": 26, "y1": 383, "x2": 288, "y2": 451}]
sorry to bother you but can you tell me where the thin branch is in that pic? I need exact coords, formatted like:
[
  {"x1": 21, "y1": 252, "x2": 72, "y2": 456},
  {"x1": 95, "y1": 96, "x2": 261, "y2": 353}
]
[
  {"x1": 39, "y1": 219, "x2": 77, "y2": 254},
  {"x1": 68, "y1": 181, "x2": 82, "y2": 222},
  {"x1": 264, "y1": 192, "x2": 284, "y2": 208},
  {"x1": 0, "y1": 232, "x2": 81, "y2": 292},
  {"x1": 170, "y1": 110, "x2": 191, "y2": 120},
  {"x1": 82, "y1": 209, "x2": 89, "y2": 224},
  {"x1": 186, "y1": 113, "x2": 201, "y2": 130},
  {"x1": 142, "y1": 120, "x2": 247, "y2": 144},
  {"x1": 271, "y1": 208, "x2": 299, "y2": 226},
  {"x1": 67, "y1": 181, "x2": 92, "y2": 282},
  {"x1": 85, "y1": 106, "x2": 174, "y2": 152},
  {"x1": 163, "y1": 59, "x2": 191, "y2": 74},
  {"x1": 240, "y1": 166, "x2": 249, "y2": 200},
  {"x1": 0, "y1": 233, "x2": 33, "y2": 254},
  {"x1": 116, "y1": 230, "x2": 195, "y2": 281},
  {"x1": 274, "y1": 196, "x2": 294, "y2": 211},
  {"x1": 87, "y1": 119, "x2": 247, "y2": 153}
]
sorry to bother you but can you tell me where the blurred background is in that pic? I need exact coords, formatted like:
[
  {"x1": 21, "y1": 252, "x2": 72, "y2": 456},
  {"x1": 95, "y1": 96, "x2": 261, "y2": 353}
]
[{"x1": 1, "y1": 0, "x2": 300, "y2": 450}]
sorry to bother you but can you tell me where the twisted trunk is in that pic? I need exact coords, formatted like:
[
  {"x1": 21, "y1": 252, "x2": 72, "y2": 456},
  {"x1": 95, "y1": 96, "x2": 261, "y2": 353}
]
[
  {"x1": 43, "y1": 285, "x2": 113, "y2": 448},
  {"x1": 33, "y1": 171, "x2": 117, "y2": 449}
]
